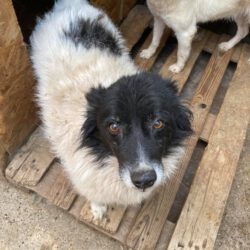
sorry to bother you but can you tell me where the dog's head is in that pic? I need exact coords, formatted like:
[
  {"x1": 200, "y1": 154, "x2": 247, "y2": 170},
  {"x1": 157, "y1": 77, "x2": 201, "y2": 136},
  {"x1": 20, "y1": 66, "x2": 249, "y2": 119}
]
[{"x1": 81, "y1": 72, "x2": 192, "y2": 192}]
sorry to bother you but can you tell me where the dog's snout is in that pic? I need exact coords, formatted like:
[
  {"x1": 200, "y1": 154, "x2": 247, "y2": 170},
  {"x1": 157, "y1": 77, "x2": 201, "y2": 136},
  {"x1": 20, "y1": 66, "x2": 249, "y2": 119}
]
[{"x1": 131, "y1": 170, "x2": 157, "y2": 190}]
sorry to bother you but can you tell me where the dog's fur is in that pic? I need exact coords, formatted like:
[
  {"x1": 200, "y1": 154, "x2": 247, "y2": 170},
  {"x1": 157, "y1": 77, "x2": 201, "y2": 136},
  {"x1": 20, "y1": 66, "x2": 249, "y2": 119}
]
[
  {"x1": 30, "y1": 0, "x2": 192, "y2": 219},
  {"x1": 141, "y1": 0, "x2": 250, "y2": 73}
]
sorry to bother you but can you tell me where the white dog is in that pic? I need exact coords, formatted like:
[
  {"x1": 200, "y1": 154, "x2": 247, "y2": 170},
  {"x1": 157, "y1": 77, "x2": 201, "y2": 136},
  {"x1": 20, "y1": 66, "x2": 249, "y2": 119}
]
[
  {"x1": 141, "y1": 0, "x2": 250, "y2": 73},
  {"x1": 30, "y1": 0, "x2": 192, "y2": 219}
]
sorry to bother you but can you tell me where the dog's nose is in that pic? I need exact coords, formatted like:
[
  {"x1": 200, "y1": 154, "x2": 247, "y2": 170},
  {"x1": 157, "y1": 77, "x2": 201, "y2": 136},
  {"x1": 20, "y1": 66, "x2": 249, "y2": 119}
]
[{"x1": 131, "y1": 170, "x2": 157, "y2": 190}]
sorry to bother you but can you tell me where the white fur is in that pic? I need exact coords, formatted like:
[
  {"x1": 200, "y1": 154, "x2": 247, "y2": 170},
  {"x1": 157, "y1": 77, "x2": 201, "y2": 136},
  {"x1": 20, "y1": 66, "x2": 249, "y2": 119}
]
[
  {"x1": 141, "y1": 0, "x2": 250, "y2": 73},
  {"x1": 30, "y1": 0, "x2": 185, "y2": 219}
]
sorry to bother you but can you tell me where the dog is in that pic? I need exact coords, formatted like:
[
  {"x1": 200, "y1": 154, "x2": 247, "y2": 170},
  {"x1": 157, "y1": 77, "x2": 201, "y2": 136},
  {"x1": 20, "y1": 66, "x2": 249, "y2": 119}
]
[
  {"x1": 30, "y1": 0, "x2": 193, "y2": 219},
  {"x1": 140, "y1": 0, "x2": 250, "y2": 73}
]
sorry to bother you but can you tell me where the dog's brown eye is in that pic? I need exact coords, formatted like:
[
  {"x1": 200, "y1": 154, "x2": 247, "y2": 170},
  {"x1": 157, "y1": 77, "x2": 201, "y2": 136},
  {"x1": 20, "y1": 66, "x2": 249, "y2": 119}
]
[
  {"x1": 153, "y1": 119, "x2": 164, "y2": 129},
  {"x1": 108, "y1": 122, "x2": 120, "y2": 135}
]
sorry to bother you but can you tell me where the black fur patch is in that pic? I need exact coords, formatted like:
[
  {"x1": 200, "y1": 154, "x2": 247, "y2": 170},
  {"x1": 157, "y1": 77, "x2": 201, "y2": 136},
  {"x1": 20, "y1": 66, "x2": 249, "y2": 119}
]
[
  {"x1": 64, "y1": 16, "x2": 123, "y2": 55},
  {"x1": 81, "y1": 72, "x2": 193, "y2": 164}
]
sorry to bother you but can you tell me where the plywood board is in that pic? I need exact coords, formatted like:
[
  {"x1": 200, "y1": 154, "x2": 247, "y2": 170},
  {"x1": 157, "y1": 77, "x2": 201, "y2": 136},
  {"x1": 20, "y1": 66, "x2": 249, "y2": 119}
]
[{"x1": 0, "y1": 0, "x2": 38, "y2": 169}]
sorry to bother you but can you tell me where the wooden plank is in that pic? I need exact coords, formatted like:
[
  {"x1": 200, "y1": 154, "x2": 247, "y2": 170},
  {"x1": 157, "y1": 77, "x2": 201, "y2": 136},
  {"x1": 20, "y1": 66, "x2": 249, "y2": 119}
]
[
  {"x1": 120, "y1": 5, "x2": 152, "y2": 51},
  {"x1": 120, "y1": 0, "x2": 138, "y2": 24},
  {"x1": 125, "y1": 34, "x2": 233, "y2": 250},
  {"x1": 0, "y1": 0, "x2": 38, "y2": 160},
  {"x1": 0, "y1": 42, "x2": 30, "y2": 84},
  {"x1": 33, "y1": 162, "x2": 77, "y2": 210},
  {"x1": 155, "y1": 220, "x2": 175, "y2": 250},
  {"x1": 69, "y1": 195, "x2": 141, "y2": 242},
  {"x1": 0, "y1": 143, "x2": 7, "y2": 177},
  {"x1": 79, "y1": 202, "x2": 127, "y2": 234},
  {"x1": 160, "y1": 30, "x2": 211, "y2": 91},
  {"x1": 111, "y1": 206, "x2": 141, "y2": 243},
  {"x1": 5, "y1": 128, "x2": 54, "y2": 186},
  {"x1": 135, "y1": 29, "x2": 172, "y2": 70},
  {"x1": 167, "y1": 44, "x2": 250, "y2": 250},
  {"x1": 91, "y1": 0, "x2": 121, "y2": 23},
  {"x1": 199, "y1": 113, "x2": 216, "y2": 143},
  {"x1": 0, "y1": 0, "x2": 22, "y2": 47},
  {"x1": 0, "y1": 68, "x2": 38, "y2": 153},
  {"x1": 230, "y1": 43, "x2": 242, "y2": 63}
]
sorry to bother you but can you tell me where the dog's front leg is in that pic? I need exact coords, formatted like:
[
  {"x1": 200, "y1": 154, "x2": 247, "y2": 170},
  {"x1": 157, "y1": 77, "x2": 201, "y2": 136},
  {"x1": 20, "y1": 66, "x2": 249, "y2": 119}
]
[
  {"x1": 169, "y1": 27, "x2": 196, "y2": 73},
  {"x1": 91, "y1": 202, "x2": 107, "y2": 220},
  {"x1": 140, "y1": 17, "x2": 165, "y2": 59}
]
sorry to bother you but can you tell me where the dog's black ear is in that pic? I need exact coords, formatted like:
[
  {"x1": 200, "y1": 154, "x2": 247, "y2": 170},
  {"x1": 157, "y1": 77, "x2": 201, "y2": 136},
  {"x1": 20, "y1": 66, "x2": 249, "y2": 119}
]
[
  {"x1": 174, "y1": 103, "x2": 193, "y2": 140},
  {"x1": 82, "y1": 86, "x2": 106, "y2": 142}
]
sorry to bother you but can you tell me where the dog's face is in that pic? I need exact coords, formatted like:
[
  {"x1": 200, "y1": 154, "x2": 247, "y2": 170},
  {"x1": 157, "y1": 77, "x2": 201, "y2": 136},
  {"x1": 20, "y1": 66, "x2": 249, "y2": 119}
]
[{"x1": 82, "y1": 72, "x2": 192, "y2": 192}]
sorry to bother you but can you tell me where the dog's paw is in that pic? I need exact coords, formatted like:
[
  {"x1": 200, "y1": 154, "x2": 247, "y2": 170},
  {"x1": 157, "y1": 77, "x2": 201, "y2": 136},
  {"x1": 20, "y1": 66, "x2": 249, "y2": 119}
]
[
  {"x1": 169, "y1": 63, "x2": 183, "y2": 73},
  {"x1": 140, "y1": 48, "x2": 154, "y2": 59},
  {"x1": 218, "y1": 42, "x2": 231, "y2": 52},
  {"x1": 91, "y1": 202, "x2": 107, "y2": 220}
]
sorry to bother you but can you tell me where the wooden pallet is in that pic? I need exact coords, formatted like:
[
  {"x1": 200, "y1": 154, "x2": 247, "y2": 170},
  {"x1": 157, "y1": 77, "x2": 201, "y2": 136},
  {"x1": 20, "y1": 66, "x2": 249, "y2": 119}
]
[{"x1": 5, "y1": 5, "x2": 250, "y2": 250}]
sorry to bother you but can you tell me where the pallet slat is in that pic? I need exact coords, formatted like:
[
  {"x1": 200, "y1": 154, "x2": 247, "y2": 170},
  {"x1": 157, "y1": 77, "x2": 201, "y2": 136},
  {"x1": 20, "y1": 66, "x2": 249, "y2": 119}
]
[
  {"x1": 167, "y1": 44, "x2": 250, "y2": 250},
  {"x1": 29, "y1": 160, "x2": 77, "y2": 211},
  {"x1": 199, "y1": 113, "x2": 216, "y2": 143},
  {"x1": 125, "y1": 34, "x2": 233, "y2": 250},
  {"x1": 5, "y1": 128, "x2": 54, "y2": 186},
  {"x1": 45, "y1": 162, "x2": 77, "y2": 210},
  {"x1": 79, "y1": 203, "x2": 127, "y2": 234}
]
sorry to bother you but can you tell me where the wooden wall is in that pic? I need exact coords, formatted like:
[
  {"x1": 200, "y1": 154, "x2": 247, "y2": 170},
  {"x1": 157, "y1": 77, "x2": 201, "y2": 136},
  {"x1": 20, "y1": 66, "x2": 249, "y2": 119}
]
[
  {"x1": 91, "y1": 0, "x2": 137, "y2": 23},
  {"x1": 0, "y1": 0, "x2": 38, "y2": 175}
]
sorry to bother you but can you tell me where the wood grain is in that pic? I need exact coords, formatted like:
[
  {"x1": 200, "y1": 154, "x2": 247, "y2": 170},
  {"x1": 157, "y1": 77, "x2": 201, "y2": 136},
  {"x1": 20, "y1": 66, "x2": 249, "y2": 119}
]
[
  {"x1": 34, "y1": 162, "x2": 77, "y2": 210},
  {"x1": 126, "y1": 34, "x2": 233, "y2": 250},
  {"x1": 91, "y1": 0, "x2": 121, "y2": 23},
  {"x1": 120, "y1": 5, "x2": 152, "y2": 51},
  {"x1": 79, "y1": 202, "x2": 127, "y2": 234},
  {"x1": 91, "y1": 0, "x2": 137, "y2": 23},
  {"x1": 0, "y1": 0, "x2": 38, "y2": 167},
  {"x1": 5, "y1": 128, "x2": 54, "y2": 186},
  {"x1": 199, "y1": 113, "x2": 216, "y2": 143},
  {"x1": 167, "y1": 44, "x2": 250, "y2": 250},
  {"x1": 0, "y1": 143, "x2": 7, "y2": 176},
  {"x1": 155, "y1": 220, "x2": 175, "y2": 250},
  {"x1": 0, "y1": 0, "x2": 22, "y2": 47}
]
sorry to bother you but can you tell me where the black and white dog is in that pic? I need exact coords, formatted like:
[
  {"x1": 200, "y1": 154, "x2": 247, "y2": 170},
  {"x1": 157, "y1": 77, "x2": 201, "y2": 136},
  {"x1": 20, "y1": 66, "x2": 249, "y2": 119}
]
[{"x1": 30, "y1": 0, "x2": 192, "y2": 219}]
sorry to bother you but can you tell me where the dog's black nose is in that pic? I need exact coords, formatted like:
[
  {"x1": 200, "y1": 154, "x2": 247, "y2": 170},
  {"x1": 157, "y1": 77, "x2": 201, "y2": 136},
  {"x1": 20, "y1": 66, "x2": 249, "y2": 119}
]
[{"x1": 131, "y1": 170, "x2": 157, "y2": 190}]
